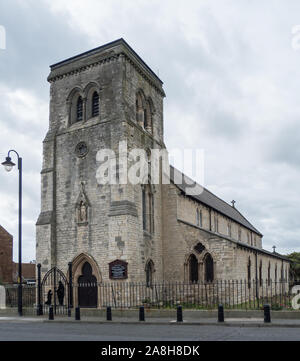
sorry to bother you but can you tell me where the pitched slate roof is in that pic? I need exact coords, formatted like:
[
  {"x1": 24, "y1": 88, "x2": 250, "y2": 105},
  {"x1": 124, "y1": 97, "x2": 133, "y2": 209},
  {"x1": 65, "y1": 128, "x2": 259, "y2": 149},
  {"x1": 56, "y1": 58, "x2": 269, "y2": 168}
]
[{"x1": 170, "y1": 166, "x2": 263, "y2": 236}]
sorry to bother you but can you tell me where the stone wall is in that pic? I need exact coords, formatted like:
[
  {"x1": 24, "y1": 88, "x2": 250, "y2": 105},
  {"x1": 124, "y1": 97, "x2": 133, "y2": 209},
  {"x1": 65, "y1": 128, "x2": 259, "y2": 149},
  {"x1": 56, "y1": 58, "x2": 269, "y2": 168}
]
[
  {"x1": 177, "y1": 191, "x2": 263, "y2": 248},
  {"x1": 162, "y1": 188, "x2": 290, "y2": 283}
]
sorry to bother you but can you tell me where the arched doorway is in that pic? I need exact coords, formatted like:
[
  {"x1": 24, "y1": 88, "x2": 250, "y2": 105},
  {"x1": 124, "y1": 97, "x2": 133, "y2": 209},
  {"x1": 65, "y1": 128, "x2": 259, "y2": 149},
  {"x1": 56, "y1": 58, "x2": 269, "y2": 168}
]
[
  {"x1": 78, "y1": 262, "x2": 98, "y2": 308},
  {"x1": 70, "y1": 253, "x2": 102, "y2": 308}
]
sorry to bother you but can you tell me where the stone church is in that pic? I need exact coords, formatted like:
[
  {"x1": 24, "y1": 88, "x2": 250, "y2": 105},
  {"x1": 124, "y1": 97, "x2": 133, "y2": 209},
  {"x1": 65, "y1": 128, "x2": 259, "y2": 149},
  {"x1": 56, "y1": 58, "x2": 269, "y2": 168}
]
[{"x1": 36, "y1": 39, "x2": 290, "y2": 295}]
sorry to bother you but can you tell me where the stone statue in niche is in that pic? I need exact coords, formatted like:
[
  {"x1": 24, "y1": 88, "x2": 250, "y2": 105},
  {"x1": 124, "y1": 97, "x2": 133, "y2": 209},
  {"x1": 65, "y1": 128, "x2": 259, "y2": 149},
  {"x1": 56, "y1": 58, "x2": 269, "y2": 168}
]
[
  {"x1": 78, "y1": 201, "x2": 88, "y2": 223},
  {"x1": 76, "y1": 181, "x2": 90, "y2": 224}
]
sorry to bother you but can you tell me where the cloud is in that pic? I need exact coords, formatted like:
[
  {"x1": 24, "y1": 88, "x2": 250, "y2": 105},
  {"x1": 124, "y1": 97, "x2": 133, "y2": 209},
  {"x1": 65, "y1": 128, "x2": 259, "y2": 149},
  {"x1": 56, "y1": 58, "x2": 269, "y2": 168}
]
[
  {"x1": 0, "y1": 83, "x2": 48, "y2": 261},
  {"x1": 1, "y1": 0, "x2": 300, "y2": 261},
  {"x1": 0, "y1": 0, "x2": 88, "y2": 93}
]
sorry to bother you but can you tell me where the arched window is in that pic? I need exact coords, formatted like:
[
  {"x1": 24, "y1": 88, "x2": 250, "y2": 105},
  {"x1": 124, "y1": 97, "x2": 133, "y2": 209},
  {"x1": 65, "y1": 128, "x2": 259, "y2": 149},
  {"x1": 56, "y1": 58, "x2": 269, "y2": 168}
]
[
  {"x1": 214, "y1": 216, "x2": 219, "y2": 233},
  {"x1": 227, "y1": 222, "x2": 231, "y2": 237},
  {"x1": 136, "y1": 99, "x2": 139, "y2": 122},
  {"x1": 136, "y1": 92, "x2": 144, "y2": 126},
  {"x1": 144, "y1": 109, "x2": 148, "y2": 129},
  {"x1": 259, "y1": 260, "x2": 262, "y2": 287},
  {"x1": 142, "y1": 185, "x2": 154, "y2": 234},
  {"x1": 149, "y1": 191, "x2": 154, "y2": 233},
  {"x1": 196, "y1": 209, "x2": 202, "y2": 227},
  {"x1": 142, "y1": 188, "x2": 146, "y2": 231},
  {"x1": 135, "y1": 92, "x2": 153, "y2": 134},
  {"x1": 204, "y1": 254, "x2": 214, "y2": 283},
  {"x1": 92, "y1": 91, "x2": 99, "y2": 117},
  {"x1": 77, "y1": 96, "x2": 83, "y2": 121},
  {"x1": 189, "y1": 254, "x2": 198, "y2": 283},
  {"x1": 145, "y1": 260, "x2": 154, "y2": 287},
  {"x1": 238, "y1": 227, "x2": 242, "y2": 241},
  {"x1": 247, "y1": 257, "x2": 251, "y2": 288}
]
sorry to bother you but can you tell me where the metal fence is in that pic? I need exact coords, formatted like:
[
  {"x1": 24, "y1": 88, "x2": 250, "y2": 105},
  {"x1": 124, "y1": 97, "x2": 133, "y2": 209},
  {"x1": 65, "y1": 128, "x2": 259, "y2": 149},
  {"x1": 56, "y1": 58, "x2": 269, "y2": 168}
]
[
  {"x1": 88, "y1": 280, "x2": 295, "y2": 310},
  {"x1": 5, "y1": 284, "x2": 36, "y2": 308},
  {"x1": 4, "y1": 279, "x2": 300, "y2": 310}
]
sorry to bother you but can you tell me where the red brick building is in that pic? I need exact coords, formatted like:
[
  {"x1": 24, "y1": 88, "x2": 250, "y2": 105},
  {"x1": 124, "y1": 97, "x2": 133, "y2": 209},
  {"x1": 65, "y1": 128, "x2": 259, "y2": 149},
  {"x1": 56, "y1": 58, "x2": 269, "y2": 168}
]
[
  {"x1": 0, "y1": 225, "x2": 13, "y2": 284},
  {"x1": 13, "y1": 262, "x2": 36, "y2": 283}
]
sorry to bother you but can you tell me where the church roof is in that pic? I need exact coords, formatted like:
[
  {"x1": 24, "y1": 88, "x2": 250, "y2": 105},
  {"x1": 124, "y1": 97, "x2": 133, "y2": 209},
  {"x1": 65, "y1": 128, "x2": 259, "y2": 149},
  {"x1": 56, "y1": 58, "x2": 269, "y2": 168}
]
[{"x1": 170, "y1": 166, "x2": 263, "y2": 236}]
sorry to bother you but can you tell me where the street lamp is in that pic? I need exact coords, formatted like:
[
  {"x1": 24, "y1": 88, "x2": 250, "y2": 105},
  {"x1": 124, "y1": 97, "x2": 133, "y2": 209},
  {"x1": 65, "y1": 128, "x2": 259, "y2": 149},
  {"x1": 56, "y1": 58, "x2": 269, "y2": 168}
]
[{"x1": 1, "y1": 150, "x2": 22, "y2": 316}]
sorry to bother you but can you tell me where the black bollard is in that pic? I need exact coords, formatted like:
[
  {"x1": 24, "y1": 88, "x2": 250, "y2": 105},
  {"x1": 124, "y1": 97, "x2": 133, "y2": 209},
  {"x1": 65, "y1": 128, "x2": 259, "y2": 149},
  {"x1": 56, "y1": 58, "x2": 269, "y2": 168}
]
[
  {"x1": 139, "y1": 306, "x2": 145, "y2": 321},
  {"x1": 68, "y1": 308, "x2": 71, "y2": 317},
  {"x1": 218, "y1": 304, "x2": 224, "y2": 322},
  {"x1": 75, "y1": 307, "x2": 80, "y2": 321},
  {"x1": 107, "y1": 306, "x2": 112, "y2": 321},
  {"x1": 264, "y1": 304, "x2": 271, "y2": 323},
  {"x1": 177, "y1": 305, "x2": 183, "y2": 322},
  {"x1": 49, "y1": 306, "x2": 54, "y2": 320},
  {"x1": 37, "y1": 304, "x2": 43, "y2": 316}
]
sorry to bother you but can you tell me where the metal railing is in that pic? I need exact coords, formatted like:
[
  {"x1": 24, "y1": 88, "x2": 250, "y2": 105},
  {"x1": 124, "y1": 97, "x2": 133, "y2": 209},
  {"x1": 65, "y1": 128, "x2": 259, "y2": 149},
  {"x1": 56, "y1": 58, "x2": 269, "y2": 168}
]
[
  {"x1": 4, "y1": 279, "x2": 299, "y2": 310},
  {"x1": 90, "y1": 279, "x2": 295, "y2": 310},
  {"x1": 5, "y1": 284, "x2": 36, "y2": 308}
]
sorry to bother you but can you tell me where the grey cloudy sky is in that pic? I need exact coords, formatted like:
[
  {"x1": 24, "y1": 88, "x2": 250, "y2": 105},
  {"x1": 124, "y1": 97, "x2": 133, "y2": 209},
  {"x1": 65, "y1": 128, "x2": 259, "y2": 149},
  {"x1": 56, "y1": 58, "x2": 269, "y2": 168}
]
[{"x1": 0, "y1": 0, "x2": 299, "y2": 262}]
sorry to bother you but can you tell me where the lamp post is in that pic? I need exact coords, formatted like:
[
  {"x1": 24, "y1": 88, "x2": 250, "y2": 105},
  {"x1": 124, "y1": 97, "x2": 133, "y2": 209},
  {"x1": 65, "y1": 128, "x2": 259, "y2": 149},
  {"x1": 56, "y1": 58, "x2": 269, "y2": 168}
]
[{"x1": 2, "y1": 150, "x2": 22, "y2": 316}]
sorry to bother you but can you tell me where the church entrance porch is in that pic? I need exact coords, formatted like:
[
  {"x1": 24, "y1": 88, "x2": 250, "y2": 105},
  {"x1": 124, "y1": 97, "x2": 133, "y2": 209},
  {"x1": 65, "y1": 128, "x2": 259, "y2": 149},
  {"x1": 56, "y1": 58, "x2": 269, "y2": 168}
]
[{"x1": 71, "y1": 253, "x2": 102, "y2": 309}]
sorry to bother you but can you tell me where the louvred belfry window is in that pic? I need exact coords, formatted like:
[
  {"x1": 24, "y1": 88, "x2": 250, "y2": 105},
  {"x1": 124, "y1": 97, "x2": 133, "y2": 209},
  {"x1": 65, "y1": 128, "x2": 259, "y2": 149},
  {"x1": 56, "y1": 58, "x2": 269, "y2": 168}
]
[
  {"x1": 92, "y1": 91, "x2": 99, "y2": 117},
  {"x1": 77, "y1": 96, "x2": 83, "y2": 121}
]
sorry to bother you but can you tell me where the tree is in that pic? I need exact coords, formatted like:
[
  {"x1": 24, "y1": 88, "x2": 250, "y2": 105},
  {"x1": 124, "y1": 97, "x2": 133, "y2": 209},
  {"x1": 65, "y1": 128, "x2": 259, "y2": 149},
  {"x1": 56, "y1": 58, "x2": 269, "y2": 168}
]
[{"x1": 287, "y1": 252, "x2": 300, "y2": 281}]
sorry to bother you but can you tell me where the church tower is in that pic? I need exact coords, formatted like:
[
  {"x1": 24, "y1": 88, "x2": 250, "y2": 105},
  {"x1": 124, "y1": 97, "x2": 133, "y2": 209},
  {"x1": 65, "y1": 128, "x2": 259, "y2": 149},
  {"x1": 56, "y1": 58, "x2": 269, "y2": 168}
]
[{"x1": 36, "y1": 39, "x2": 166, "y2": 285}]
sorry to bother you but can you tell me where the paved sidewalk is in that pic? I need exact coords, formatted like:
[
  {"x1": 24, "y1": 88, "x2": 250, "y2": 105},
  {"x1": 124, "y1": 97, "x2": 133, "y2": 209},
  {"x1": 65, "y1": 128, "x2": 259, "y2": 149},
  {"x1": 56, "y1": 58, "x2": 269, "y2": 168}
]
[{"x1": 1, "y1": 315, "x2": 300, "y2": 327}]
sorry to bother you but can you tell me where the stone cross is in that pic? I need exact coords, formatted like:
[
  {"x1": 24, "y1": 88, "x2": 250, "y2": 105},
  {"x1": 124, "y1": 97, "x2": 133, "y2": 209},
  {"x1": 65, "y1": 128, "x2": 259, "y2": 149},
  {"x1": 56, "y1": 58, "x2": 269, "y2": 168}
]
[
  {"x1": 231, "y1": 200, "x2": 236, "y2": 208},
  {"x1": 272, "y1": 246, "x2": 276, "y2": 253}
]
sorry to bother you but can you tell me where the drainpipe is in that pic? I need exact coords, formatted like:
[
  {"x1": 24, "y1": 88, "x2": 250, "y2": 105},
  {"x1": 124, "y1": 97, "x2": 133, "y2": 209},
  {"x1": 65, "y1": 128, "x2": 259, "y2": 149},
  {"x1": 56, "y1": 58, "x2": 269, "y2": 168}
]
[
  {"x1": 281, "y1": 259, "x2": 284, "y2": 294},
  {"x1": 255, "y1": 251, "x2": 258, "y2": 299}
]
